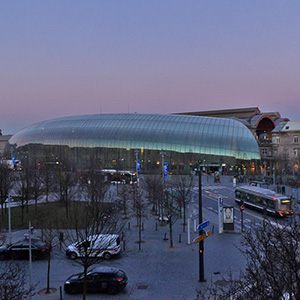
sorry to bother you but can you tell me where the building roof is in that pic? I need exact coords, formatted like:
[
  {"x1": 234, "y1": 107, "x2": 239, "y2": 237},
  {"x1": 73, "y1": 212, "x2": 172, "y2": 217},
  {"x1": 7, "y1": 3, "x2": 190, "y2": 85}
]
[
  {"x1": 174, "y1": 107, "x2": 260, "y2": 120},
  {"x1": 0, "y1": 135, "x2": 12, "y2": 142},
  {"x1": 9, "y1": 113, "x2": 260, "y2": 160},
  {"x1": 272, "y1": 121, "x2": 300, "y2": 132}
]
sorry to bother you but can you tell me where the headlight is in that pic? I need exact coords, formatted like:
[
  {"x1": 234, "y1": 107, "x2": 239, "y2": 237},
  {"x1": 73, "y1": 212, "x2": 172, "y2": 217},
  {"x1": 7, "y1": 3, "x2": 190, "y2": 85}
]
[{"x1": 65, "y1": 281, "x2": 70, "y2": 284}]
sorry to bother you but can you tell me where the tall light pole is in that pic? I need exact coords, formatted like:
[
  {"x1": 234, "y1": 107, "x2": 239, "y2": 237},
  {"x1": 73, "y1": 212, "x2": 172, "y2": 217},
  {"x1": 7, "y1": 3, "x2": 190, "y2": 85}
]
[
  {"x1": 5, "y1": 196, "x2": 12, "y2": 244},
  {"x1": 29, "y1": 221, "x2": 33, "y2": 299},
  {"x1": 134, "y1": 149, "x2": 139, "y2": 186},
  {"x1": 160, "y1": 151, "x2": 166, "y2": 179},
  {"x1": 198, "y1": 160, "x2": 205, "y2": 282}
]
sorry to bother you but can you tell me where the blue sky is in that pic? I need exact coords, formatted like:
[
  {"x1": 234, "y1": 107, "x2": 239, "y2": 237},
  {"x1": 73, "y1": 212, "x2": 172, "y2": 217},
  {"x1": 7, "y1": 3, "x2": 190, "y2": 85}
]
[{"x1": 1, "y1": 1, "x2": 300, "y2": 134}]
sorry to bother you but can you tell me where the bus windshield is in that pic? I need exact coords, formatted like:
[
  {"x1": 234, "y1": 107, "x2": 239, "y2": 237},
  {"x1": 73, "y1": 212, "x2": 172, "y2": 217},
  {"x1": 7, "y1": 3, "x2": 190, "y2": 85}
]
[{"x1": 279, "y1": 198, "x2": 292, "y2": 212}]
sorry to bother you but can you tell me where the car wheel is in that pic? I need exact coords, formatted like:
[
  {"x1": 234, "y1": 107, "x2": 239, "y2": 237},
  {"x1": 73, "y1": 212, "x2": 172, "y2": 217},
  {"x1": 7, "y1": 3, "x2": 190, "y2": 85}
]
[
  {"x1": 68, "y1": 286, "x2": 80, "y2": 294},
  {"x1": 70, "y1": 252, "x2": 77, "y2": 260},
  {"x1": 103, "y1": 252, "x2": 111, "y2": 260},
  {"x1": 108, "y1": 285, "x2": 119, "y2": 295}
]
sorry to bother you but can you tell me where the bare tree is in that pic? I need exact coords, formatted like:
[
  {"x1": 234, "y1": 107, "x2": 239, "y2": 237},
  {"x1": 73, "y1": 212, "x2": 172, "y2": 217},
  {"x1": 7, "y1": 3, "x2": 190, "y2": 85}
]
[
  {"x1": 14, "y1": 161, "x2": 35, "y2": 225},
  {"x1": 0, "y1": 262, "x2": 34, "y2": 300},
  {"x1": 39, "y1": 162, "x2": 56, "y2": 203},
  {"x1": 161, "y1": 189, "x2": 180, "y2": 248},
  {"x1": 196, "y1": 215, "x2": 300, "y2": 300},
  {"x1": 31, "y1": 169, "x2": 44, "y2": 213},
  {"x1": 118, "y1": 184, "x2": 131, "y2": 219},
  {"x1": 79, "y1": 168, "x2": 110, "y2": 202},
  {"x1": 39, "y1": 221, "x2": 58, "y2": 294},
  {"x1": 171, "y1": 174, "x2": 194, "y2": 232},
  {"x1": 59, "y1": 198, "x2": 123, "y2": 300},
  {"x1": 143, "y1": 175, "x2": 164, "y2": 216},
  {"x1": 54, "y1": 160, "x2": 77, "y2": 218},
  {"x1": 0, "y1": 163, "x2": 13, "y2": 224},
  {"x1": 130, "y1": 184, "x2": 148, "y2": 250}
]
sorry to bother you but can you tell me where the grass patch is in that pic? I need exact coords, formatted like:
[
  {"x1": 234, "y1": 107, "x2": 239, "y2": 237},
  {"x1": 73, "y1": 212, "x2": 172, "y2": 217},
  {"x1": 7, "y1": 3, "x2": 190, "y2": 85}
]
[{"x1": 0, "y1": 201, "x2": 113, "y2": 230}]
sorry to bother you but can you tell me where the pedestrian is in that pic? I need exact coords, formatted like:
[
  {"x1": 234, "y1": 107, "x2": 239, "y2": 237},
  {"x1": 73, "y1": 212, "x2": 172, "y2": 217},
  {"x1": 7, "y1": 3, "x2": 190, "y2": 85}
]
[
  {"x1": 282, "y1": 185, "x2": 285, "y2": 194},
  {"x1": 276, "y1": 185, "x2": 280, "y2": 193}
]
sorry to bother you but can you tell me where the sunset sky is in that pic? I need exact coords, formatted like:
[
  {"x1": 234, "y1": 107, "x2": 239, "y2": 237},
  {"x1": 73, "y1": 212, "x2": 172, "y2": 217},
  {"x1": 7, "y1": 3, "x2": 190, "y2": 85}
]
[{"x1": 1, "y1": 1, "x2": 300, "y2": 134}]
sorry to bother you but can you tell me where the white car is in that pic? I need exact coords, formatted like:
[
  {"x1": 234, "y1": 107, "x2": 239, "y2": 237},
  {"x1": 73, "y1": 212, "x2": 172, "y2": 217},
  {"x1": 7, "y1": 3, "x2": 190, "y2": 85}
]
[{"x1": 65, "y1": 234, "x2": 121, "y2": 260}]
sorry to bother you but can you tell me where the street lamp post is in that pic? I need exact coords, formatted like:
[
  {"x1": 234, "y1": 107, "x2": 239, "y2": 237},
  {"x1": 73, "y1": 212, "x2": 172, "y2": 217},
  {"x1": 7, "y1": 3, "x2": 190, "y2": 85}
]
[
  {"x1": 160, "y1": 151, "x2": 166, "y2": 179},
  {"x1": 134, "y1": 149, "x2": 139, "y2": 186},
  {"x1": 198, "y1": 160, "x2": 205, "y2": 282},
  {"x1": 28, "y1": 221, "x2": 33, "y2": 299},
  {"x1": 5, "y1": 196, "x2": 12, "y2": 244}
]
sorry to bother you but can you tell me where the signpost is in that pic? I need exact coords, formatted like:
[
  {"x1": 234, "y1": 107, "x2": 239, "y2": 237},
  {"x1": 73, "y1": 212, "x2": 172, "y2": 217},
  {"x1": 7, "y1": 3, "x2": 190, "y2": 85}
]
[
  {"x1": 197, "y1": 221, "x2": 209, "y2": 231},
  {"x1": 218, "y1": 196, "x2": 223, "y2": 234},
  {"x1": 193, "y1": 230, "x2": 211, "y2": 244},
  {"x1": 240, "y1": 204, "x2": 245, "y2": 232}
]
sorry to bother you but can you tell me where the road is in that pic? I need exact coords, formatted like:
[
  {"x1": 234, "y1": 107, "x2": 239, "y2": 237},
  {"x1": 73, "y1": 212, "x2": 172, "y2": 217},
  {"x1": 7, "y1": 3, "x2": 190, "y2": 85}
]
[{"x1": 0, "y1": 174, "x2": 292, "y2": 300}]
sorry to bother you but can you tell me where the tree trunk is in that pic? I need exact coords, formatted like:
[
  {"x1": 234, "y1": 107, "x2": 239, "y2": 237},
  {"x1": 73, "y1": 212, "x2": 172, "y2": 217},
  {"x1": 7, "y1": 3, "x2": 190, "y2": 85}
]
[
  {"x1": 169, "y1": 219, "x2": 173, "y2": 248},
  {"x1": 83, "y1": 263, "x2": 88, "y2": 300},
  {"x1": 183, "y1": 203, "x2": 186, "y2": 233},
  {"x1": 46, "y1": 252, "x2": 51, "y2": 293}
]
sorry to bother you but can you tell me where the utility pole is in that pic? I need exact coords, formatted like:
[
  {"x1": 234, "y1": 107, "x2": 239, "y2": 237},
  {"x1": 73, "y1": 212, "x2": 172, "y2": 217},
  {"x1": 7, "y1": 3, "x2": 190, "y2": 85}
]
[
  {"x1": 198, "y1": 160, "x2": 205, "y2": 282},
  {"x1": 5, "y1": 196, "x2": 12, "y2": 244},
  {"x1": 29, "y1": 221, "x2": 33, "y2": 299},
  {"x1": 160, "y1": 151, "x2": 166, "y2": 179},
  {"x1": 134, "y1": 149, "x2": 139, "y2": 186}
]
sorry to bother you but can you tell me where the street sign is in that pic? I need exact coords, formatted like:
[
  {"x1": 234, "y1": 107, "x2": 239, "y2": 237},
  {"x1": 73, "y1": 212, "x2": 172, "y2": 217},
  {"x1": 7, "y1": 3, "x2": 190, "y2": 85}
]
[
  {"x1": 197, "y1": 220, "x2": 209, "y2": 231},
  {"x1": 294, "y1": 189, "x2": 298, "y2": 194},
  {"x1": 193, "y1": 230, "x2": 211, "y2": 243},
  {"x1": 240, "y1": 205, "x2": 245, "y2": 211},
  {"x1": 163, "y1": 162, "x2": 168, "y2": 178},
  {"x1": 218, "y1": 196, "x2": 223, "y2": 207}
]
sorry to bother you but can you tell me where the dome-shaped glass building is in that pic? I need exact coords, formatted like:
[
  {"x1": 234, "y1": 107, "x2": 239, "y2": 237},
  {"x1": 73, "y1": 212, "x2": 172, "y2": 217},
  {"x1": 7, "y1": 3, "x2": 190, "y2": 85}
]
[{"x1": 8, "y1": 113, "x2": 260, "y2": 173}]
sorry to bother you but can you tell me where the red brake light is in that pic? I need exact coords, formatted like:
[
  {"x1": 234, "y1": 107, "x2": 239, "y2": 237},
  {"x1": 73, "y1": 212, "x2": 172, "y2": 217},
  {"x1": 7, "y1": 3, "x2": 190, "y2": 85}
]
[
  {"x1": 115, "y1": 277, "x2": 123, "y2": 281},
  {"x1": 290, "y1": 211, "x2": 294, "y2": 214},
  {"x1": 41, "y1": 248, "x2": 46, "y2": 252},
  {"x1": 279, "y1": 212, "x2": 283, "y2": 216}
]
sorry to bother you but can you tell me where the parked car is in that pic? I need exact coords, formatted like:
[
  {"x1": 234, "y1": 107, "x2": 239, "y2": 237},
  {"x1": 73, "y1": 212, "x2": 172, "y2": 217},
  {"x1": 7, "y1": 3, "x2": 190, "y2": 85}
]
[
  {"x1": 64, "y1": 266, "x2": 128, "y2": 294},
  {"x1": 0, "y1": 239, "x2": 51, "y2": 260},
  {"x1": 65, "y1": 234, "x2": 121, "y2": 260}
]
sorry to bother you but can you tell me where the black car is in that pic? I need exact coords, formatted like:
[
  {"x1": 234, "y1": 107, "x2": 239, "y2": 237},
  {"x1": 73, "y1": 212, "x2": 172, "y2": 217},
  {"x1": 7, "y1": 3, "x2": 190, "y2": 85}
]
[
  {"x1": 64, "y1": 266, "x2": 128, "y2": 295},
  {"x1": 0, "y1": 239, "x2": 51, "y2": 260}
]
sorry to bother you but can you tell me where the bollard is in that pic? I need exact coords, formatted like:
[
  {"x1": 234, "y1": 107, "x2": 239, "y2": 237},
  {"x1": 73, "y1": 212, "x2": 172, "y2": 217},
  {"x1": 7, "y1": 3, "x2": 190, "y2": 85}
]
[
  {"x1": 163, "y1": 232, "x2": 168, "y2": 240},
  {"x1": 179, "y1": 234, "x2": 182, "y2": 243},
  {"x1": 156, "y1": 222, "x2": 158, "y2": 231},
  {"x1": 212, "y1": 225, "x2": 215, "y2": 234},
  {"x1": 123, "y1": 240, "x2": 126, "y2": 251},
  {"x1": 128, "y1": 222, "x2": 131, "y2": 231},
  {"x1": 60, "y1": 286, "x2": 63, "y2": 300}
]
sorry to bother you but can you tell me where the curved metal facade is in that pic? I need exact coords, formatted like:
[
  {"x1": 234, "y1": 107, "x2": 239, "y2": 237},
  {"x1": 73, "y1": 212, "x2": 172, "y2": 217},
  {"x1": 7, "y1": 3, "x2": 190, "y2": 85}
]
[{"x1": 9, "y1": 113, "x2": 260, "y2": 160}]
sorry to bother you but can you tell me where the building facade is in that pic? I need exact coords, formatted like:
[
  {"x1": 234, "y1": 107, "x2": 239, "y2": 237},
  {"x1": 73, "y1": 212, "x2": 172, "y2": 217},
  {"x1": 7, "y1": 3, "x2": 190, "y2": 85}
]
[
  {"x1": 176, "y1": 107, "x2": 292, "y2": 177},
  {"x1": 7, "y1": 113, "x2": 260, "y2": 174},
  {"x1": 271, "y1": 121, "x2": 300, "y2": 182}
]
